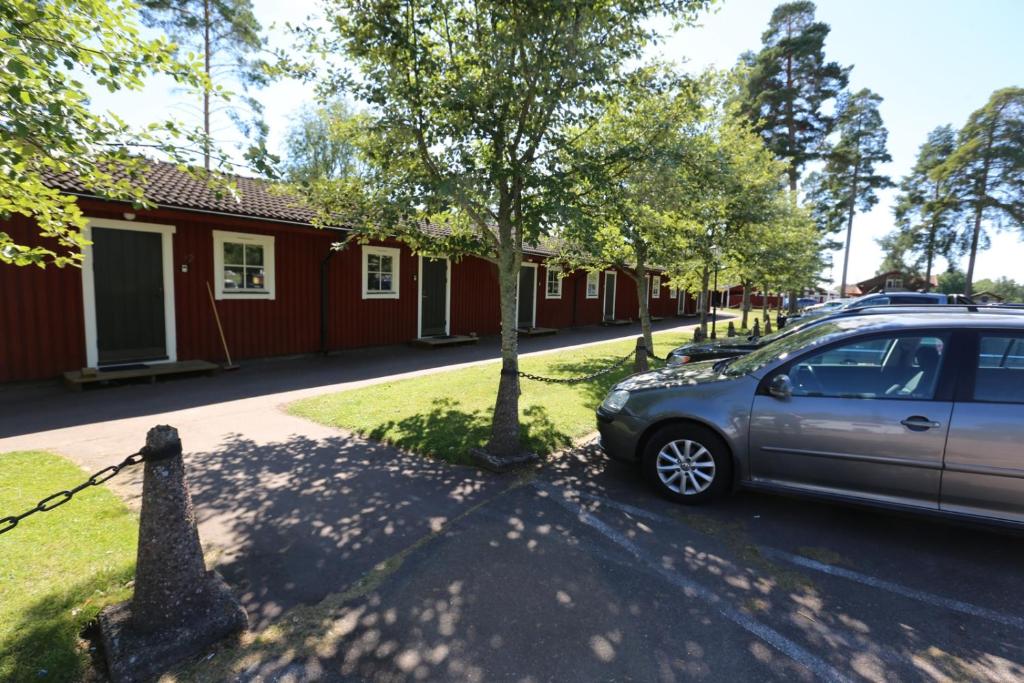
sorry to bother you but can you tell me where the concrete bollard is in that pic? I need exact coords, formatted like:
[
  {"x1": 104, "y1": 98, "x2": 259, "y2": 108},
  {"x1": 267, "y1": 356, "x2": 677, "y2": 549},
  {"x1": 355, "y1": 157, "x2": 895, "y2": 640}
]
[
  {"x1": 765, "y1": 318, "x2": 773, "y2": 335},
  {"x1": 99, "y1": 426, "x2": 247, "y2": 682},
  {"x1": 752, "y1": 319, "x2": 760, "y2": 338},
  {"x1": 634, "y1": 337, "x2": 650, "y2": 373},
  {"x1": 727, "y1": 321, "x2": 736, "y2": 337}
]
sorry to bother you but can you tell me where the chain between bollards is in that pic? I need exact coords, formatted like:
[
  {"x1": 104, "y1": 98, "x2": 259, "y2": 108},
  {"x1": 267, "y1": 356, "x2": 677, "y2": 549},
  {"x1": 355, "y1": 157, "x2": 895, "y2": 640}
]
[{"x1": 0, "y1": 451, "x2": 150, "y2": 536}]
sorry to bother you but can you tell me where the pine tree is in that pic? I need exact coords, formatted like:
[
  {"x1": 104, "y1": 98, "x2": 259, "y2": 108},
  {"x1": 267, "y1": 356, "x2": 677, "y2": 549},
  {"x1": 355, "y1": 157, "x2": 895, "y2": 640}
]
[
  {"x1": 882, "y1": 125, "x2": 960, "y2": 289},
  {"x1": 139, "y1": 0, "x2": 266, "y2": 170},
  {"x1": 740, "y1": 1, "x2": 849, "y2": 192},
  {"x1": 805, "y1": 89, "x2": 892, "y2": 298},
  {"x1": 938, "y1": 87, "x2": 1024, "y2": 295}
]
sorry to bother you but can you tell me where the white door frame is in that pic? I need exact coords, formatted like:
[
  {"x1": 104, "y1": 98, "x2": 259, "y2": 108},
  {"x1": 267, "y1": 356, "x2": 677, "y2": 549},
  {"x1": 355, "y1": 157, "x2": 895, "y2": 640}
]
[
  {"x1": 81, "y1": 217, "x2": 177, "y2": 368},
  {"x1": 517, "y1": 262, "x2": 538, "y2": 329},
  {"x1": 603, "y1": 270, "x2": 617, "y2": 320},
  {"x1": 417, "y1": 255, "x2": 451, "y2": 338},
  {"x1": 677, "y1": 289, "x2": 687, "y2": 315}
]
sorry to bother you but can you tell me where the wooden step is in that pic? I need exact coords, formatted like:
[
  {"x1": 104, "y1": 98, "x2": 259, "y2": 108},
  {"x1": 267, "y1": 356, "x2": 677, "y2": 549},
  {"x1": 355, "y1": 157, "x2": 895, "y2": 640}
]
[{"x1": 63, "y1": 360, "x2": 221, "y2": 391}]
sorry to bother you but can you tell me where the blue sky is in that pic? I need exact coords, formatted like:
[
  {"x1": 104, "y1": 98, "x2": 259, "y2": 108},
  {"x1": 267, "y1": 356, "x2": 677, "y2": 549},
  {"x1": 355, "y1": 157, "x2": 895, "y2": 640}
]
[{"x1": 87, "y1": 0, "x2": 1024, "y2": 285}]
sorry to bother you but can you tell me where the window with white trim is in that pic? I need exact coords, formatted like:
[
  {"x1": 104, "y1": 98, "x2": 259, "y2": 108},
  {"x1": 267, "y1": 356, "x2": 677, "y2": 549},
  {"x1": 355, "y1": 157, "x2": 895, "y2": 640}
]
[
  {"x1": 586, "y1": 271, "x2": 599, "y2": 299},
  {"x1": 545, "y1": 266, "x2": 562, "y2": 299},
  {"x1": 669, "y1": 285, "x2": 677, "y2": 299},
  {"x1": 213, "y1": 230, "x2": 275, "y2": 300},
  {"x1": 652, "y1": 275, "x2": 661, "y2": 298},
  {"x1": 885, "y1": 277, "x2": 903, "y2": 290},
  {"x1": 363, "y1": 246, "x2": 401, "y2": 299}
]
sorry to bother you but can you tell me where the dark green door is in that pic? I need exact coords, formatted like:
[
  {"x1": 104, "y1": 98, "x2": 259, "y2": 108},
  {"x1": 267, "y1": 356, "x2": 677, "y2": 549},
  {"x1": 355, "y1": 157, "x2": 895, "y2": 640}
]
[
  {"x1": 92, "y1": 228, "x2": 167, "y2": 365},
  {"x1": 518, "y1": 266, "x2": 535, "y2": 328},
  {"x1": 420, "y1": 258, "x2": 447, "y2": 337}
]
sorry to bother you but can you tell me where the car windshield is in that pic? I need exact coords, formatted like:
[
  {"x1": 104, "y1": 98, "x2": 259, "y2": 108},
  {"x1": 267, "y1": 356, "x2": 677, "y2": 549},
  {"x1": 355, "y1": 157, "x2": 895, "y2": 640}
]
[{"x1": 723, "y1": 318, "x2": 879, "y2": 376}]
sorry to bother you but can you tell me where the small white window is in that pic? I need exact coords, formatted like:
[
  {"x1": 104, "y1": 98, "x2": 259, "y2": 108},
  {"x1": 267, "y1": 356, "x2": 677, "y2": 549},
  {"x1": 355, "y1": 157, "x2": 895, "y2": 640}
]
[
  {"x1": 546, "y1": 266, "x2": 562, "y2": 299},
  {"x1": 885, "y1": 277, "x2": 902, "y2": 290},
  {"x1": 213, "y1": 230, "x2": 275, "y2": 300},
  {"x1": 652, "y1": 275, "x2": 661, "y2": 298},
  {"x1": 586, "y1": 271, "x2": 599, "y2": 299},
  {"x1": 363, "y1": 246, "x2": 401, "y2": 299},
  {"x1": 669, "y1": 285, "x2": 677, "y2": 300}
]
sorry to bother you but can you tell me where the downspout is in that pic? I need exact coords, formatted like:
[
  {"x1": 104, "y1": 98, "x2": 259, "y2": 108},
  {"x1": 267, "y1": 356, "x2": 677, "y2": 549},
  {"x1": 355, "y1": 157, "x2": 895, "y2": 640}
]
[{"x1": 320, "y1": 249, "x2": 337, "y2": 355}]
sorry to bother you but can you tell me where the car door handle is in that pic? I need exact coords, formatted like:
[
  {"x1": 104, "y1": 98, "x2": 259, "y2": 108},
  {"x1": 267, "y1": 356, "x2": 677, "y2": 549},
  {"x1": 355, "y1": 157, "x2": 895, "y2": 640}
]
[{"x1": 900, "y1": 416, "x2": 941, "y2": 430}]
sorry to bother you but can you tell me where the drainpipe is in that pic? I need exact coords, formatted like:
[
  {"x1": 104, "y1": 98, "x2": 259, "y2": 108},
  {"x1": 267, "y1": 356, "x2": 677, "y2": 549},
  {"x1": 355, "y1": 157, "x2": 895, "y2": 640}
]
[{"x1": 320, "y1": 249, "x2": 336, "y2": 355}]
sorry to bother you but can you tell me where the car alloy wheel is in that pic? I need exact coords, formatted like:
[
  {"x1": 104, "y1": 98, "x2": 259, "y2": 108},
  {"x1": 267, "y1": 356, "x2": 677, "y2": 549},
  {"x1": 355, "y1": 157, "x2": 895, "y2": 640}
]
[{"x1": 655, "y1": 439, "x2": 716, "y2": 496}]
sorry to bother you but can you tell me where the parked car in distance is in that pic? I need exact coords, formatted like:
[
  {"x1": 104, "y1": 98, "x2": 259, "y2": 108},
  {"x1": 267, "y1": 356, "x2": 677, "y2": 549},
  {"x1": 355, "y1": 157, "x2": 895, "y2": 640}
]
[
  {"x1": 665, "y1": 303, "x2": 1024, "y2": 367},
  {"x1": 598, "y1": 312, "x2": 1024, "y2": 528},
  {"x1": 803, "y1": 298, "x2": 851, "y2": 313},
  {"x1": 842, "y1": 291, "x2": 974, "y2": 310}
]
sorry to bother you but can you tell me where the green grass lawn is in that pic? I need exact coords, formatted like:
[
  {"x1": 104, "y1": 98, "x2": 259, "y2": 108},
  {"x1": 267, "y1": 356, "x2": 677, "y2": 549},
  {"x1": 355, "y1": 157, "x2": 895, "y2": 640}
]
[
  {"x1": 290, "y1": 319, "x2": 740, "y2": 464},
  {"x1": 0, "y1": 452, "x2": 137, "y2": 682}
]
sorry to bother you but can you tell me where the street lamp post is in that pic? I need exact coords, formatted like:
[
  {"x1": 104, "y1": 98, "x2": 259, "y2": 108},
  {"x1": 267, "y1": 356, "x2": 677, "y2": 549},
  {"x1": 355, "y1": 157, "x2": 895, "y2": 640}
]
[{"x1": 710, "y1": 244, "x2": 721, "y2": 340}]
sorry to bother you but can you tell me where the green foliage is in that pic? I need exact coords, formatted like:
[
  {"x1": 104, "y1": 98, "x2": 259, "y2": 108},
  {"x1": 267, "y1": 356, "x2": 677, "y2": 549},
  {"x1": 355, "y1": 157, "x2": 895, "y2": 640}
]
[
  {"x1": 879, "y1": 124, "x2": 961, "y2": 283},
  {"x1": 283, "y1": 100, "x2": 369, "y2": 184},
  {"x1": 937, "y1": 87, "x2": 1024, "y2": 293},
  {"x1": 738, "y1": 1, "x2": 849, "y2": 189},
  {"x1": 803, "y1": 88, "x2": 892, "y2": 293},
  {"x1": 0, "y1": 0, "x2": 224, "y2": 267},
  {"x1": 0, "y1": 451, "x2": 137, "y2": 681},
  {"x1": 971, "y1": 276, "x2": 1024, "y2": 302},
  {"x1": 936, "y1": 268, "x2": 966, "y2": 294}
]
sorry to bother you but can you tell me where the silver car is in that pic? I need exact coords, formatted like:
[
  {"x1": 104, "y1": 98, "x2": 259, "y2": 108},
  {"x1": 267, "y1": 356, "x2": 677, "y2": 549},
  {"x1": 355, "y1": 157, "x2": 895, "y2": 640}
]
[{"x1": 596, "y1": 313, "x2": 1024, "y2": 528}]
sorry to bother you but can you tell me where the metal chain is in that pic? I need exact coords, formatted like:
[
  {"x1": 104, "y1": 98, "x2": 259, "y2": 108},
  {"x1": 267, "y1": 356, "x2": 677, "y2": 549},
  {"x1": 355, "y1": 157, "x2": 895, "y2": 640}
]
[
  {"x1": 518, "y1": 351, "x2": 636, "y2": 384},
  {"x1": 0, "y1": 451, "x2": 145, "y2": 536}
]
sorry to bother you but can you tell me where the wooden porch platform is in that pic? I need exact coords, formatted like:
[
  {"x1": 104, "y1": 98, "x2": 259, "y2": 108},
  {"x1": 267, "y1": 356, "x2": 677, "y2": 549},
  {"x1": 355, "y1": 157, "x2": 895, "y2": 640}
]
[
  {"x1": 63, "y1": 360, "x2": 221, "y2": 391},
  {"x1": 601, "y1": 319, "x2": 634, "y2": 326},
  {"x1": 411, "y1": 335, "x2": 479, "y2": 349},
  {"x1": 517, "y1": 327, "x2": 558, "y2": 337}
]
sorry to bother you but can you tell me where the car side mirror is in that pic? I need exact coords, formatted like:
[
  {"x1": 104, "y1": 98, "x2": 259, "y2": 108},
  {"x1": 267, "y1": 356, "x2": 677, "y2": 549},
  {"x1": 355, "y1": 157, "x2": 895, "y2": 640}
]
[{"x1": 768, "y1": 374, "x2": 792, "y2": 399}]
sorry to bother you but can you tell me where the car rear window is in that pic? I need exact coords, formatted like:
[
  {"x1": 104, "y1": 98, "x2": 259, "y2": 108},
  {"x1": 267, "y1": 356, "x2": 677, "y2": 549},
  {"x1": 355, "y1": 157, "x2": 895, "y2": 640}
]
[{"x1": 974, "y1": 334, "x2": 1024, "y2": 404}]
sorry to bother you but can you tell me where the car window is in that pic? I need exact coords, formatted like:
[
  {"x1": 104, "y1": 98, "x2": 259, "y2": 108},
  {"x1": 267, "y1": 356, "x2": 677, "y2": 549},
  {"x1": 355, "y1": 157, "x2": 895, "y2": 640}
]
[
  {"x1": 974, "y1": 334, "x2": 1024, "y2": 403},
  {"x1": 891, "y1": 295, "x2": 938, "y2": 304},
  {"x1": 724, "y1": 318, "x2": 882, "y2": 377},
  {"x1": 788, "y1": 334, "x2": 948, "y2": 400},
  {"x1": 850, "y1": 296, "x2": 889, "y2": 309}
]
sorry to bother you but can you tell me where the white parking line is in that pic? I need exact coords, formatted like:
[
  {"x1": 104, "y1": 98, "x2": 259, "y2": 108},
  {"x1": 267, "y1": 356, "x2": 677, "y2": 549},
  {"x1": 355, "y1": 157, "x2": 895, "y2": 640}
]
[
  {"x1": 536, "y1": 483, "x2": 851, "y2": 683},
  {"x1": 550, "y1": 485, "x2": 1024, "y2": 634},
  {"x1": 760, "y1": 548, "x2": 1024, "y2": 633}
]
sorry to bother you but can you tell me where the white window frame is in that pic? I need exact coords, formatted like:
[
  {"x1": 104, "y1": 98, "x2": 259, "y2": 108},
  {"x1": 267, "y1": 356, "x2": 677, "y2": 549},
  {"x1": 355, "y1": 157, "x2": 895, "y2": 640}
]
[
  {"x1": 545, "y1": 265, "x2": 563, "y2": 299},
  {"x1": 213, "y1": 230, "x2": 276, "y2": 300},
  {"x1": 652, "y1": 275, "x2": 661, "y2": 298},
  {"x1": 586, "y1": 271, "x2": 600, "y2": 299},
  {"x1": 362, "y1": 245, "x2": 401, "y2": 299},
  {"x1": 669, "y1": 285, "x2": 677, "y2": 300},
  {"x1": 885, "y1": 277, "x2": 902, "y2": 290}
]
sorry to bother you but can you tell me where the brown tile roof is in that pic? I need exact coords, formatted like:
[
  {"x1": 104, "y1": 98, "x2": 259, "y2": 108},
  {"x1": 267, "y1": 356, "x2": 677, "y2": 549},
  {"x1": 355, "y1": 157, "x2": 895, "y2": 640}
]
[{"x1": 47, "y1": 159, "x2": 560, "y2": 256}]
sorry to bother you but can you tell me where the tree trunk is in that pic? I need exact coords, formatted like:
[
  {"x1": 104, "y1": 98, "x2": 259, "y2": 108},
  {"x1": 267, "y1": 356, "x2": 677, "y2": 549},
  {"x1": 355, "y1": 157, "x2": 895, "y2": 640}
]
[
  {"x1": 202, "y1": 0, "x2": 211, "y2": 171},
  {"x1": 839, "y1": 172, "x2": 859, "y2": 298},
  {"x1": 485, "y1": 245, "x2": 523, "y2": 458},
  {"x1": 698, "y1": 266, "x2": 710, "y2": 335},
  {"x1": 741, "y1": 281, "x2": 752, "y2": 330},
  {"x1": 965, "y1": 125, "x2": 996, "y2": 297},
  {"x1": 762, "y1": 284, "x2": 769, "y2": 321},
  {"x1": 633, "y1": 262, "x2": 653, "y2": 356}
]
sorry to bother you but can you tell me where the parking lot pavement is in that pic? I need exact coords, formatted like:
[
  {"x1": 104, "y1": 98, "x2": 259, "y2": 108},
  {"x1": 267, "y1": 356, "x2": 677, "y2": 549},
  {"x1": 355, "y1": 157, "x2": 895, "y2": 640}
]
[{"x1": 226, "y1": 444, "x2": 1024, "y2": 682}]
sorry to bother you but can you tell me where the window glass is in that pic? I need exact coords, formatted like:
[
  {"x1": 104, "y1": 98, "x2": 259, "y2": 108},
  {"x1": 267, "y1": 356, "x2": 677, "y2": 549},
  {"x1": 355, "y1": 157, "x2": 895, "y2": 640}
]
[
  {"x1": 789, "y1": 334, "x2": 947, "y2": 400},
  {"x1": 652, "y1": 276, "x2": 661, "y2": 298},
  {"x1": 975, "y1": 334, "x2": 1024, "y2": 403},
  {"x1": 585, "y1": 271, "x2": 599, "y2": 298},
  {"x1": 364, "y1": 248, "x2": 398, "y2": 296},
  {"x1": 546, "y1": 268, "x2": 562, "y2": 298},
  {"x1": 222, "y1": 241, "x2": 266, "y2": 291}
]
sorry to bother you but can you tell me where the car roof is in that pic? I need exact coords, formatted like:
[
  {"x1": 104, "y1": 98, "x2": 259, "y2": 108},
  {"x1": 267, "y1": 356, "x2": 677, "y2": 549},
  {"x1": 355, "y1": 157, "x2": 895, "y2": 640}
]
[{"x1": 820, "y1": 312, "x2": 1024, "y2": 333}]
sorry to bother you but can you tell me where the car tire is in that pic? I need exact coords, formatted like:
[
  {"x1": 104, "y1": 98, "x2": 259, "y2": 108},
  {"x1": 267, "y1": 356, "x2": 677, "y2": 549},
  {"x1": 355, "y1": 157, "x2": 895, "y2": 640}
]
[{"x1": 642, "y1": 424, "x2": 732, "y2": 505}]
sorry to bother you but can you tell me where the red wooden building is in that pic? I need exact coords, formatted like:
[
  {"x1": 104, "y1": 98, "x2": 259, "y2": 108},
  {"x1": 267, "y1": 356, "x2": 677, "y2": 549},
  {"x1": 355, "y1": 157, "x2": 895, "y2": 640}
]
[{"x1": 1, "y1": 163, "x2": 695, "y2": 383}]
